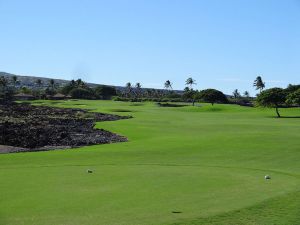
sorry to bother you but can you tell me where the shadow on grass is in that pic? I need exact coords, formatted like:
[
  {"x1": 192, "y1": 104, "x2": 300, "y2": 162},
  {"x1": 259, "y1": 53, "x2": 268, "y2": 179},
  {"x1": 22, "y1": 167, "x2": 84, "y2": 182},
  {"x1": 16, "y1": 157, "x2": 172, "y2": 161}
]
[
  {"x1": 110, "y1": 109, "x2": 135, "y2": 112},
  {"x1": 157, "y1": 103, "x2": 188, "y2": 107},
  {"x1": 266, "y1": 116, "x2": 300, "y2": 119}
]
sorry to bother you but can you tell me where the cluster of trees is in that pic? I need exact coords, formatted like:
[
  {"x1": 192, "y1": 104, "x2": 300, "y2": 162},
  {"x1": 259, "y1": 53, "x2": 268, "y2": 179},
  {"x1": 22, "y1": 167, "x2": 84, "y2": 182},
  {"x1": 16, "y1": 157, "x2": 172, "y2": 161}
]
[
  {"x1": 60, "y1": 79, "x2": 116, "y2": 99},
  {"x1": 118, "y1": 78, "x2": 228, "y2": 105},
  {"x1": 1, "y1": 74, "x2": 299, "y2": 118},
  {"x1": 121, "y1": 76, "x2": 299, "y2": 118},
  {"x1": 256, "y1": 84, "x2": 300, "y2": 117},
  {"x1": 0, "y1": 75, "x2": 33, "y2": 102},
  {"x1": 0, "y1": 76, "x2": 118, "y2": 101}
]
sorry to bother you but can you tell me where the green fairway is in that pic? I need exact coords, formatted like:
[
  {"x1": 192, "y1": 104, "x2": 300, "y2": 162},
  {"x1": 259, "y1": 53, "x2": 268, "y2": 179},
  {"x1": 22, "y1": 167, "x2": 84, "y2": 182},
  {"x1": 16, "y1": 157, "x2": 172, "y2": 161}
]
[{"x1": 0, "y1": 100, "x2": 299, "y2": 225}]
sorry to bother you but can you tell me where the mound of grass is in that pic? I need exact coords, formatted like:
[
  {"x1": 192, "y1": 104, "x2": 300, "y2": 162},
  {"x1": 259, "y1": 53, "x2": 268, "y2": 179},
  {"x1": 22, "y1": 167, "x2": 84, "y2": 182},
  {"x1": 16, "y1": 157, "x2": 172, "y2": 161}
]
[{"x1": 172, "y1": 190, "x2": 300, "y2": 225}]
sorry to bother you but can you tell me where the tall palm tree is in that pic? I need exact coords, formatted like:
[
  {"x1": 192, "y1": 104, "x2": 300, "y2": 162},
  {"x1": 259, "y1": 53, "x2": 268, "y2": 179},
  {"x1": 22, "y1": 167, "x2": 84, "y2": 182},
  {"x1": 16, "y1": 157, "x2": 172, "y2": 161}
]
[
  {"x1": 49, "y1": 79, "x2": 56, "y2": 89},
  {"x1": 243, "y1": 91, "x2": 250, "y2": 98},
  {"x1": 0, "y1": 76, "x2": 8, "y2": 88},
  {"x1": 125, "y1": 82, "x2": 132, "y2": 97},
  {"x1": 253, "y1": 76, "x2": 265, "y2": 93},
  {"x1": 233, "y1": 89, "x2": 241, "y2": 99},
  {"x1": 76, "y1": 79, "x2": 86, "y2": 88},
  {"x1": 184, "y1": 80, "x2": 197, "y2": 106},
  {"x1": 0, "y1": 76, "x2": 9, "y2": 101},
  {"x1": 35, "y1": 79, "x2": 43, "y2": 99},
  {"x1": 11, "y1": 75, "x2": 19, "y2": 88},
  {"x1": 36, "y1": 79, "x2": 43, "y2": 87},
  {"x1": 135, "y1": 82, "x2": 142, "y2": 97},
  {"x1": 164, "y1": 80, "x2": 172, "y2": 91},
  {"x1": 70, "y1": 79, "x2": 76, "y2": 86},
  {"x1": 135, "y1": 82, "x2": 141, "y2": 89},
  {"x1": 185, "y1": 77, "x2": 196, "y2": 90}
]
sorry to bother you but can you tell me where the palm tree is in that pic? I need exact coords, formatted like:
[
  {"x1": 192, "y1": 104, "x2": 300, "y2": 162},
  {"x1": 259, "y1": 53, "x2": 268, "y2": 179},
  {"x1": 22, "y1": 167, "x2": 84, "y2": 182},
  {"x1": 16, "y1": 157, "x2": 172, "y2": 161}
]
[
  {"x1": 49, "y1": 79, "x2": 55, "y2": 89},
  {"x1": 125, "y1": 82, "x2": 132, "y2": 97},
  {"x1": 35, "y1": 79, "x2": 43, "y2": 99},
  {"x1": 135, "y1": 82, "x2": 142, "y2": 97},
  {"x1": 233, "y1": 89, "x2": 241, "y2": 99},
  {"x1": 164, "y1": 80, "x2": 172, "y2": 91},
  {"x1": 76, "y1": 79, "x2": 86, "y2": 88},
  {"x1": 183, "y1": 85, "x2": 197, "y2": 106},
  {"x1": 70, "y1": 79, "x2": 76, "y2": 86},
  {"x1": 243, "y1": 91, "x2": 250, "y2": 98},
  {"x1": 0, "y1": 76, "x2": 8, "y2": 88},
  {"x1": 0, "y1": 76, "x2": 9, "y2": 101},
  {"x1": 36, "y1": 79, "x2": 43, "y2": 87},
  {"x1": 11, "y1": 75, "x2": 19, "y2": 88},
  {"x1": 146, "y1": 89, "x2": 152, "y2": 98},
  {"x1": 253, "y1": 76, "x2": 265, "y2": 93},
  {"x1": 185, "y1": 77, "x2": 196, "y2": 90}
]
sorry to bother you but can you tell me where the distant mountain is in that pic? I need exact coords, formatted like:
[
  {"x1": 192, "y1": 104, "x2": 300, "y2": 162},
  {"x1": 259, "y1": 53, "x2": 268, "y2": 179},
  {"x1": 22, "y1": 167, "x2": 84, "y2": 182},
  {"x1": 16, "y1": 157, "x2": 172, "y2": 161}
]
[
  {"x1": 0, "y1": 72, "x2": 71, "y2": 89},
  {"x1": 0, "y1": 71, "x2": 183, "y2": 93}
]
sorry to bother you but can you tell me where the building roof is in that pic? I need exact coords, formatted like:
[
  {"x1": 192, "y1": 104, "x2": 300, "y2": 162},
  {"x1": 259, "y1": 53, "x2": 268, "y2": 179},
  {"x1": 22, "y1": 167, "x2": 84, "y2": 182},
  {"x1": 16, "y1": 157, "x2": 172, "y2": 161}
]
[
  {"x1": 52, "y1": 93, "x2": 66, "y2": 98},
  {"x1": 14, "y1": 93, "x2": 34, "y2": 97}
]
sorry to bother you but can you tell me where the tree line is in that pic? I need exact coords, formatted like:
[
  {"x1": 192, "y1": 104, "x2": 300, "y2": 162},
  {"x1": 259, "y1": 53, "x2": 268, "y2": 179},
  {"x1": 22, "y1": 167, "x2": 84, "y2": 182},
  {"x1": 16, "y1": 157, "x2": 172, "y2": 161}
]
[{"x1": 0, "y1": 75, "x2": 299, "y2": 117}]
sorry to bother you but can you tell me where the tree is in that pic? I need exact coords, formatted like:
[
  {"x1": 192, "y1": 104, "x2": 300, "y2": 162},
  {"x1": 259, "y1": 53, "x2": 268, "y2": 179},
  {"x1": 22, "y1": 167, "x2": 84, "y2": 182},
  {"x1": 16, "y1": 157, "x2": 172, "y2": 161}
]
[
  {"x1": 164, "y1": 80, "x2": 172, "y2": 91},
  {"x1": 125, "y1": 82, "x2": 132, "y2": 97},
  {"x1": 135, "y1": 82, "x2": 142, "y2": 97},
  {"x1": 49, "y1": 79, "x2": 56, "y2": 90},
  {"x1": 20, "y1": 86, "x2": 32, "y2": 94},
  {"x1": 185, "y1": 77, "x2": 196, "y2": 90},
  {"x1": 94, "y1": 85, "x2": 117, "y2": 99},
  {"x1": 232, "y1": 89, "x2": 241, "y2": 99},
  {"x1": 0, "y1": 76, "x2": 13, "y2": 102},
  {"x1": 243, "y1": 91, "x2": 250, "y2": 98},
  {"x1": 145, "y1": 89, "x2": 153, "y2": 98},
  {"x1": 256, "y1": 88, "x2": 286, "y2": 118},
  {"x1": 70, "y1": 87, "x2": 95, "y2": 99},
  {"x1": 182, "y1": 87, "x2": 197, "y2": 106},
  {"x1": 286, "y1": 89, "x2": 300, "y2": 106},
  {"x1": 35, "y1": 79, "x2": 43, "y2": 99},
  {"x1": 61, "y1": 79, "x2": 82, "y2": 95},
  {"x1": 0, "y1": 76, "x2": 8, "y2": 88},
  {"x1": 253, "y1": 76, "x2": 265, "y2": 93},
  {"x1": 285, "y1": 84, "x2": 300, "y2": 95},
  {"x1": 36, "y1": 79, "x2": 43, "y2": 87},
  {"x1": 198, "y1": 89, "x2": 228, "y2": 106},
  {"x1": 11, "y1": 75, "x2": 19, "y2": 87}
]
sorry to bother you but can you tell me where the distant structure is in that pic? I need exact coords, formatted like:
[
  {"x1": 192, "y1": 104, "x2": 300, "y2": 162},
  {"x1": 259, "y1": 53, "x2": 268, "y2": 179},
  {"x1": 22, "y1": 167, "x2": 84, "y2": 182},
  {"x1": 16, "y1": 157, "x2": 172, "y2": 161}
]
[
  {"x1": 14, "y1": 93, "x2": 35, "y2": 101},
  {"x1": 49, "y1": 93, "x2": 71, "y2": 100}
]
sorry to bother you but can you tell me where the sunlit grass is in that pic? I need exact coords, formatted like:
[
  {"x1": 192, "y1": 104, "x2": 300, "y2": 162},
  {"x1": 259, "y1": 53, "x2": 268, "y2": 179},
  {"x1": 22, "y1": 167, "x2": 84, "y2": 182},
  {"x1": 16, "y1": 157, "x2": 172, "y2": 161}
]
[{"x1": 1, "y1": 100, "x2": 299, "y2": 225}]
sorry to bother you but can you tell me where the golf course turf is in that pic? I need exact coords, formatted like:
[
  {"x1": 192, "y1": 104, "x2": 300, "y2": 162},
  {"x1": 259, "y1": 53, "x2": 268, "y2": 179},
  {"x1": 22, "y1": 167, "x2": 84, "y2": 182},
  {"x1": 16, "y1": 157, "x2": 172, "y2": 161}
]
[{"x1": 0, "y1": 100, "x2": 299, "y2": 225}]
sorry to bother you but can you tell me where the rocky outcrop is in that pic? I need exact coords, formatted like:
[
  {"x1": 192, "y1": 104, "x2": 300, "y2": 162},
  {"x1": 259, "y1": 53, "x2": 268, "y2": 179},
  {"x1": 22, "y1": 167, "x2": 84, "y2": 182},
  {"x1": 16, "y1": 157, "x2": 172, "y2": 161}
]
[{"x1": 0, "y1": 103, "x2": 131, "y2": 153}]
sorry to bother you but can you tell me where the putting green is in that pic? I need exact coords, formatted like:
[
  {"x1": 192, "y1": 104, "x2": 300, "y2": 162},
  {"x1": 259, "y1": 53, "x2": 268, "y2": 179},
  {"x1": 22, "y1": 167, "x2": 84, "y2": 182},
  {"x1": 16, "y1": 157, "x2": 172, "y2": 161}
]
[{"x1": 0, "y1": 100, "x2": 299, "y2": 225}]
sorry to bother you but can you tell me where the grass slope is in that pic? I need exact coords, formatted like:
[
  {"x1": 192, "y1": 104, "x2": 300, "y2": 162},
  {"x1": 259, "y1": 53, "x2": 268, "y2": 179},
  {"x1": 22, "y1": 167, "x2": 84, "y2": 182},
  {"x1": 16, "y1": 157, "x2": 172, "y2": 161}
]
[{"x1": 0, "y1": 100, "x2": 299, "y2": 225}]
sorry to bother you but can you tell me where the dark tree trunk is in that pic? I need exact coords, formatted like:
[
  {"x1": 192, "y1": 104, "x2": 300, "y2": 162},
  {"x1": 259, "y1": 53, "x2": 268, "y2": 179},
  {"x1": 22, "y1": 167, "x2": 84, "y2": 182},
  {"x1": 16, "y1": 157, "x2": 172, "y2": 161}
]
[
  {"x1": 275, "y1": 107, "x2": 281, "y2": 118},
  {"x1": 192, "y1": 99, "x2": 195, "y2": 106}
]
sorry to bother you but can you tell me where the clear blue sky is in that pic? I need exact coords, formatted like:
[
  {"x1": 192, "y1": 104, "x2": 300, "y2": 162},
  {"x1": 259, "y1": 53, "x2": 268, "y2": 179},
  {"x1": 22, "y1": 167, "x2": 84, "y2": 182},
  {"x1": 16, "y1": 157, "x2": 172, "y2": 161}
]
[{"x1": 0, "y1": 0, "x2": 299, "y2": 95}]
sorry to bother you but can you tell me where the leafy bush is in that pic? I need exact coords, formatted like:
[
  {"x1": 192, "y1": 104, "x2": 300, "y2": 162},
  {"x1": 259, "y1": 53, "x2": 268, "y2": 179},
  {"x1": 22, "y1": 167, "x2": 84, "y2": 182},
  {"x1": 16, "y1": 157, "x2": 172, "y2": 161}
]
[
  {"x1": 94, "y1": 85, "x2": 117, "y2": 99},
  {"x1": 286, "y1": 89, "x2": 300, "y2": 106},
  {"x1": 70, "y1": 88, "x2": 95, "y2": 99},
  {"x1": 197, "y1": 89, "x2": 228, "y2": 105}
]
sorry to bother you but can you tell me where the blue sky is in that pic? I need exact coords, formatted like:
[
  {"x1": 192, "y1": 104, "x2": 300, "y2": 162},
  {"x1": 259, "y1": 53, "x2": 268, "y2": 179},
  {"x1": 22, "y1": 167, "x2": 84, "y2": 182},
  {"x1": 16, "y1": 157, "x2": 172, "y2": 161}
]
[{"x1": 0, "y1": 0, "x2": 299, "y2": 95}]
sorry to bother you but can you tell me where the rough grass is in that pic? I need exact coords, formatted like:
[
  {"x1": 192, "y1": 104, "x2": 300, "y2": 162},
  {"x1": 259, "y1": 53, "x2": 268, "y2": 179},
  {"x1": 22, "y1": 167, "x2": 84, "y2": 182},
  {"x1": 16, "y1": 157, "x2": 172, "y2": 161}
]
[{"x1": 0, "y1": 100, "x2": 299, "y2": 225}]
